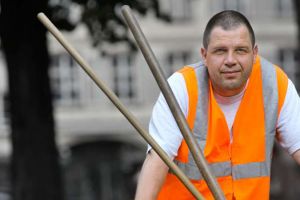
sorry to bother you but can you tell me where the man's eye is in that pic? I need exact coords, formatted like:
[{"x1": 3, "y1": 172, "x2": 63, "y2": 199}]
[
  {"x1": 236, "y1": 48, "x2": 248, "y2": 54},
  {"x1": 214, "y1": 49, "x2": 226, "y2": 54}
]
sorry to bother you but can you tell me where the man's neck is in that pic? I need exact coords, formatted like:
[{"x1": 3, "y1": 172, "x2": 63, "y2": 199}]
[{"x1": 213, "y1": 80, "x2": 248, "y2": 105}]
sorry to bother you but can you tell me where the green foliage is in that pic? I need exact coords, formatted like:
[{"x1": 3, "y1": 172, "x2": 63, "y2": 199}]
[
  {"x1": 48, "y1": 0, "x2": 171, "y2": 50},
  {"x1": 70, "y1": 0, "x2": 171, "y2": 50}
]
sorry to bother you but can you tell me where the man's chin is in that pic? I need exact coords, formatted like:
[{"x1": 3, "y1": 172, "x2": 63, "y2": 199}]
[{"x1": 222, "y1": 81, "x2": 245, "y2": 92}]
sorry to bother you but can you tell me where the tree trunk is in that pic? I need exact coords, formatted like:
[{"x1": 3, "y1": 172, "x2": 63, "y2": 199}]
[{"x1": 0, "y1": 0, "x2": 63, "y2": 199}]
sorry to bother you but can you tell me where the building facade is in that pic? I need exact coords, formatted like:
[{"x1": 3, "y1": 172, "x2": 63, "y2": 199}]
[{"x1": 0, "y1": 0, "x2": 299, "y2": 199}]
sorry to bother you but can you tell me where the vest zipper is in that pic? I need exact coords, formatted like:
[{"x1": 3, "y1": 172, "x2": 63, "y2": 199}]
[{"x1": 230, "y1": 127, "x2": 236, "y2": 200}]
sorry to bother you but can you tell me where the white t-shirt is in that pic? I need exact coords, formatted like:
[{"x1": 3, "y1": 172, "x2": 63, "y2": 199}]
[{"x1": 148, "y1": 72, "x2": 300, "y2": 159}]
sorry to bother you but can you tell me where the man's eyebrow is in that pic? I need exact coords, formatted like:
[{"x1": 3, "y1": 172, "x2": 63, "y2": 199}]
[
  {"x1": 236, "y1": 46, "x2": 250, "y2": 49},
  {"x1": 211, "y1": 46, "x2": 227, "y2": 50}
]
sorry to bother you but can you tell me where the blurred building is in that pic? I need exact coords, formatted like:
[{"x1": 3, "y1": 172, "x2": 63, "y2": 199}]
[{"x1": 0, "y1": 0, "x2": 299, "y2": 199}]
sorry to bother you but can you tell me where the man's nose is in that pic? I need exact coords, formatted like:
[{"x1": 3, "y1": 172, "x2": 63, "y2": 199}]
[{"x1": 224, "y1": 52, "x2": 237, "y2": 67}]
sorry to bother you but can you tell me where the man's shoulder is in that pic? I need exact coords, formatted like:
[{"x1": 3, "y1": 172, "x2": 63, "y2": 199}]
[
  {"x1": 177, "y1": 60, "x2": 205, "y2": 74},
  {"x1": 186, "y1": 60, "x2": 205, "y2": 69}
]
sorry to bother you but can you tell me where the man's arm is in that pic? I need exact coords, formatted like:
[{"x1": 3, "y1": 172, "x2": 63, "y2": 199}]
[
  {"x1": 292, "y1": 149, "x2": 300, "y2": 165},
  {"x1": 135, "y1": 72, "x2": 187, "y2": 199},
  {"x1": 135, "y1": 150, "x2": 169, "y2": 200},
  {"x1": 277, "y1": 80, "x2": 300, "y2": 164}
]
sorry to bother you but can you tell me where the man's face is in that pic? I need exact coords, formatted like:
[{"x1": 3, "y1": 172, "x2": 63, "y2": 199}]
[{"x1": 201, "y1": 25, "x2": 258, "y2": 97}]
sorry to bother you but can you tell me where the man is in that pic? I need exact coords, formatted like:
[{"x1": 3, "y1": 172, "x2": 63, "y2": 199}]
[{"x1": 135, "y1": 10, "x2": 300, "y2": 200}]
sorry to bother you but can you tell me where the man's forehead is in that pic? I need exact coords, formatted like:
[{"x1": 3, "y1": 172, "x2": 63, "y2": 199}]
[
  {"x1": 207, "y1": 25, "x2": 252, "y2": 48},
  {"x1": 209, "y1": 25, "x2": 251, "y2": 40}
]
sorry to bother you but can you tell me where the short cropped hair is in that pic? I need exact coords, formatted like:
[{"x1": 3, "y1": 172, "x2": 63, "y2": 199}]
[{"x1": 203, "y1": 10, "x2": 255, "y2": 49}]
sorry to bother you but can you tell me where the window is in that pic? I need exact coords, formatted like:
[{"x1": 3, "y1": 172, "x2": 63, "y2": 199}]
[
  {"x1": 165, "y1": 51, "x2": 192, "y2": 76},
  {"x1": 278, "y1": 48, "x2": 299, "y2": 86},
  {"x1": 276, "y1": 0, "x2": 293, "y2": 18},
  {"x1": 209, "y1": 0, "x2": 294, "y2": 19},
  {"x1": 50, "y1": 53, "x2": 80, "y2": 106},
  {"x1": 111, "y1": 54, "x2": 136, "y2": 101},
  {"x1": 210, "y1": 0, "x2": 246, "y2": 14},
  {"x1": 159, "y1": 0, "x2": 192, "y2": 21}
]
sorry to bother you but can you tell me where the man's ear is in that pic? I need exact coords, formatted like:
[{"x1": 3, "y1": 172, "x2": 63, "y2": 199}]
[
  {"x1": 253, "y1": 44, "x2": 258, "y2": 62},
  {"x1": 200, "y1": 47, "x2": 207, "y2": 66}
]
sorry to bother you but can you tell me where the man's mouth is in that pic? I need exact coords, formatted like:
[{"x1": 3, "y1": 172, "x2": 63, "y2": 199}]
[
  {"x1": 221, "y1": 69, "x2": 241, "y2": 73},
  {"x1": 221, "y1": 70, "x2": 241, "y2": 78}
]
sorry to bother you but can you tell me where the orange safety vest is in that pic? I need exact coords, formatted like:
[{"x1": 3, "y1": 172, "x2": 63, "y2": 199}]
[{"x1": 157, "y1": 56, "x2": 288, "y2": 200}]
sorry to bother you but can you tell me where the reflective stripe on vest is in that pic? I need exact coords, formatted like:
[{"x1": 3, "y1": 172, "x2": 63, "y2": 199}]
[{"x1": 173, "y1": 57, "x2": 278, "y2": 181}]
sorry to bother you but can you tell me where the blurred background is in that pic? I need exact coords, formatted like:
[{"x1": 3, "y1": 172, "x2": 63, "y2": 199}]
[{"x1": 0, "y1": 0, "x2": 300, "y2": 199}]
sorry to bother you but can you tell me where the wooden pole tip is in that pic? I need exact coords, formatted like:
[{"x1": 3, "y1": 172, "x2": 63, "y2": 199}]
[{"x1": 121, "y1": 5, "x2": 130, "y2": 12}]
